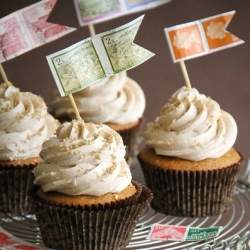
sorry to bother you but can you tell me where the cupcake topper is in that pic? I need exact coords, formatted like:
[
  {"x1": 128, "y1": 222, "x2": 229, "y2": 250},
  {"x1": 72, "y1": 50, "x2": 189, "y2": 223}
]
[
  {"x1": 0, "y1": 0, "x2": 76, "y2": 86},
  {"x1": 73, "y1": 0, "x2": 171, "y2": 27},
  {"x1": 46, "y1": 15, "x2": 154, "y2": 119},
  {"x1": 76, "y1": 0, "x2": 171, "y2": 90},
  {"x1": 67, "y1": 1, "x2": 170, "y2": 120},
  {"x1": 164, "y1": 10, "x2": 244, "y2": 89}
]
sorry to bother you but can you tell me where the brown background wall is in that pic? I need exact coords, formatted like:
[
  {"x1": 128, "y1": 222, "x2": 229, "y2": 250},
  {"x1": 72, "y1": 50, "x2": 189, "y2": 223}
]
[{"x1": 1, "y1": 0, "x2": 250, "y2": 158}]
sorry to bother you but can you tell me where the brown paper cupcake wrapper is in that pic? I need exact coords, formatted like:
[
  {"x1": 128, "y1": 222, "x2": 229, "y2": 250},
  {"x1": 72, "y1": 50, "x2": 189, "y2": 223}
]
[
  {"x1": 138, "y1": 154, "x2": 242, "y2": 217},
  {"x1": 32, "y1": 181, "x2": 143, "y2": 212},
  {"x1": 28, "y1": 182, "x2": 153, "y2": 250},
  {"x1": 116, "y1": 118, "x2": 143, "y2": 165},
  {"x1": 0, "y1": 165, "x2": 35, "y2": 215}
]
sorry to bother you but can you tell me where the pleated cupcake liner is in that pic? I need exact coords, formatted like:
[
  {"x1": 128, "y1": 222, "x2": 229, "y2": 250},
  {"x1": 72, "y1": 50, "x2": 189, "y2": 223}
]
[
  {"x1": 116, "y1": 118, "x2": 143, "y2": 165},
  {"x1": 28, "y1": 182, "x2": 153, "y2": 250},
  {"x1": 35, "y1": 181, "x2": 143, "y2": 212},
  {"x1": 138, "y1": 154, "x2": 242, "y2": 217},
  {"x1": 0, "y1": 165, "x2": 35, "y2": 215}
]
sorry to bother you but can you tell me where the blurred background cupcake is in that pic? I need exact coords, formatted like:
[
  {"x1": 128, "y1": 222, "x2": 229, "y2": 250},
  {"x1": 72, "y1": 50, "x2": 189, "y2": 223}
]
[
  {"x1": 138, "y1": 86, "x2": 243, "y2": 217},
  {"x1": 49, "y1": 71, "x2": 146, "y2": 164},
  {"x1": 0, "y1": 82, "x2": 59, "y2": 215},
  {"x1": 28, "y1": 119, "x2": 152, "y2": 249}
]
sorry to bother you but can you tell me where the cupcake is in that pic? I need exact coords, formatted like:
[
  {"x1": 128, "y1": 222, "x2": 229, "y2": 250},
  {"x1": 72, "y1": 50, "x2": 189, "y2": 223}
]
[
  {"x1": 49, "y1": 72, "x2": 146, "y2": 164},
  {"x1": 28, "y1": 119, "x2": 152, "y2": 249},
  {"x1": 138, "y1": 86, "x2": 242, "y2": 217},
  {"x1": 0, "y1": 83, "x2": 59, "y2": 215}
]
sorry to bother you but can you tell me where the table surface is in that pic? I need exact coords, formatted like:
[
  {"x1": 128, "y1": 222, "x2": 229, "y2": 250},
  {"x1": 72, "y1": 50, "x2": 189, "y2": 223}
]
[{"x1": 0, "y1": 158, "x2": 249, "y2": 250}]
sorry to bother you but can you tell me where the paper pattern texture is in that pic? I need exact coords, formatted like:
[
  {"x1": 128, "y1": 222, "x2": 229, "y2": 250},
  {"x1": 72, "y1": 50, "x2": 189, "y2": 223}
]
[
  {"x1": 0, "y1": 0, "x2": 76, "y2": 63},
  {"x1": 147, "y1": 224, "x2": 223, "y2": 242},
  {"x1": 165, "y1": 11, "x2": 244, "y2": 62},
  {"x1": 46, "y1": 15, "x2": 154, "y2": 96},
  {"x1": 74, "y1": 0, "x2": 171, "y2": 26},
  {"x1": 0, "y1": 226, "x2": 47, "y2": 249}
]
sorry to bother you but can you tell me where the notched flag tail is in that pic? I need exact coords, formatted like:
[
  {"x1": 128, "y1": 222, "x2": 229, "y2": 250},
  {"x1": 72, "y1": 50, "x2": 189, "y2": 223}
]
[
  {"x1": 164, "y1": 10, "x2": 244, "y2": 62},
  {"x1": 46, "y1": 15, "x2": 154, "y2": 96},
  {"x1": 0, "y1": 0, "x2": 76, "y2": 63}
]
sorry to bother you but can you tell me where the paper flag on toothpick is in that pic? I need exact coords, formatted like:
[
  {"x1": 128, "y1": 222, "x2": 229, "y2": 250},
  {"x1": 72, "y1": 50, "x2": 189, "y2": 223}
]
[
  {"x1": 164, "y1": 10, "x2": 244, "y2": 62},
  {"x1": 74, "y1": 0, "x2": 171, "y2": 26},
  {"x1": 46, "y1": 15, "x2": 154, "y2": 96},
  {"x1": 0, "y1": 0, "x2": 76, "y2": 63}
]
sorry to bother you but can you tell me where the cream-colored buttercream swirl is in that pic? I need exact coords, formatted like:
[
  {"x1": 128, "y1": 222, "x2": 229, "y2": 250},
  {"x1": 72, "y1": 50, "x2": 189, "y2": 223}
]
[
  {"x1": 0, "y1": 83, "x2": 59, "y2": 161},
  {"x1": 50, "y1": 72, "x2": 145, "y2": 124},
  {"x1": 144, "y1": 86, "x2": 237, "y2": 161},
  {"x1": 33, "y1": 120, "x2": 132, "y2": 196}
]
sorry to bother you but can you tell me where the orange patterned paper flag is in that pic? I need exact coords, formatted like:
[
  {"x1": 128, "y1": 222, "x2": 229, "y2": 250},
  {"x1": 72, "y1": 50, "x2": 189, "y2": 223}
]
[{"x1": 164, "y1": 11, "x2": 244, "y2": 62}]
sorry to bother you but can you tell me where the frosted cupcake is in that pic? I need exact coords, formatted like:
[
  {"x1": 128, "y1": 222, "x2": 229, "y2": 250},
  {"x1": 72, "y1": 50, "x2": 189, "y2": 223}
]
[
  {"x1": 0, "y1": 83, "x2": 59, "y2": 215},
  {"x1": 50, "y1": 72, "x2": 146, "y2": 164},
  {"x1": 28, "y1": 120, "x2": 152, "y2": 249},
  {"x1": 138, "y1": 86, "x2": 242, "y2": 217}
]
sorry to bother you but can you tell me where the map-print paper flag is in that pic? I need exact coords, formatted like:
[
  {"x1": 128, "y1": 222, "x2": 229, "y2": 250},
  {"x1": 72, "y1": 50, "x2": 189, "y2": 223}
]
[
  {"x1": 74, "y1": 0, "x2": 171, "y2": 26},
  {"x1": 46, "y1": 15, "x2": 154, "y2": 96},
  {"x1": 0, "y1": 0, "x2": 76, "y2": 63},
  {"x1": 164, "y1": 11, "x2": 244, "y2": 62}
]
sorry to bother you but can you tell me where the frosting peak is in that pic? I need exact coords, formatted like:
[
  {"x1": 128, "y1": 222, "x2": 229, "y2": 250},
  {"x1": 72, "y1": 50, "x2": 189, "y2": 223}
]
[
  {"x1": 0, "y1": 83, "x2": 59, "y2": 161},
  {"x1": 50, "y1": 72, "x2": 145, "y2": 124},
  {"x1": 144, "y1": 86, "x2": 237, "y2": 161},
  {"x1": 33, "y1": 120, "x2": 132, "y2": 196}
]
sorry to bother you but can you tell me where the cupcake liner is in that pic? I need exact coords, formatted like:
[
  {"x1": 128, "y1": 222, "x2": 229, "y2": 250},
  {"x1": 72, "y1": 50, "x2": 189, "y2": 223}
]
[
  {"x1": 116, "y1": 118, "x2": 143, "y2": 165},
  {"x1": 0, "y1": 166, "x2": 35, "y2": 215},
  {"x1": 138, "y1": 154, "x2": 242, "y2": 217},
  {"x1": 28, "y1": 182, "x2": 153, "y2": 250},
  {"x1": 35, "y1": 181, "x2": 143, "y2": 212}
]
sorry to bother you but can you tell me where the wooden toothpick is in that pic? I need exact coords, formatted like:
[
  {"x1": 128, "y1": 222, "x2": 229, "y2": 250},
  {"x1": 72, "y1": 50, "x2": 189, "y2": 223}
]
[
  {"x1": 68, "y1": 94, "x2": 82, "y2": 120},
  {"x1": 65, "y1": 24, "x2": 96, "y2": 121},
  {"x1": 88, "y1": 24, "x2": 96, "y2": 36},
  {"x1": 0, "y1": 63, "x2": 11, "y2": 86},
  {"x1": 179, "y1": 60, "x2": 192, "y2": 89}
]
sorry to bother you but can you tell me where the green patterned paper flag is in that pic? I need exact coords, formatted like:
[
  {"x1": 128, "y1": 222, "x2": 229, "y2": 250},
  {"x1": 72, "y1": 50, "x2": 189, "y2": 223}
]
[{"x1": 46, "y1": 15, "x2": 154, "y2": 96}]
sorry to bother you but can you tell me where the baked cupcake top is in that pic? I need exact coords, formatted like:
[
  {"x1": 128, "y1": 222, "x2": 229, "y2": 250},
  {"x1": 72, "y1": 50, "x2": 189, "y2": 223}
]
[
  {"x1": 33, "y1": 120, "x2": 132, "y2": 196},
  {"x1": 50, "y1": 72, "x2": 145, "y2": 125},
  {"x1": 0, "y1": 83, "x2": 59, "y2": 161},
  {"x1": 143, "y1": 86, "x2": 237, "y2": 161}
]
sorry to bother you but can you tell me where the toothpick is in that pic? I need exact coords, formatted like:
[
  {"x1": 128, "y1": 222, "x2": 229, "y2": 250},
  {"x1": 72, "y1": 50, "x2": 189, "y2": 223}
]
[
  {"x1": 0, "y1": 63, "x2": 11, "y2": 86},
  {"x1": 68, "y1": 94, "x2": 82, "y2": 120},
  {"x1": 66, "y1": 25, "x2": 95, "y2": 121},
  {"x1": 179, "y1": 60, "x2": 192, "y2": 89},
  {"x1": 88, "y1": 23, "x2": 96, "y2": 36}
]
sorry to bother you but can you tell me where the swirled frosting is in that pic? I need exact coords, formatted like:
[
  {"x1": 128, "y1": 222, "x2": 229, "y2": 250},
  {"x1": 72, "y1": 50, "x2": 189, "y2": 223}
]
[
  {"x1": 144, "y1": 86, "x2": 237, "y2": 161},
  {"x1": 50, "y1": 72, "x2": 145, "y2": 124},
  {"x1": 0, "y1": 83, "x2": 59, "y2": 161},
  {"x1": 33, "y1": 120, "x2": 132, "y2": 196}
]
